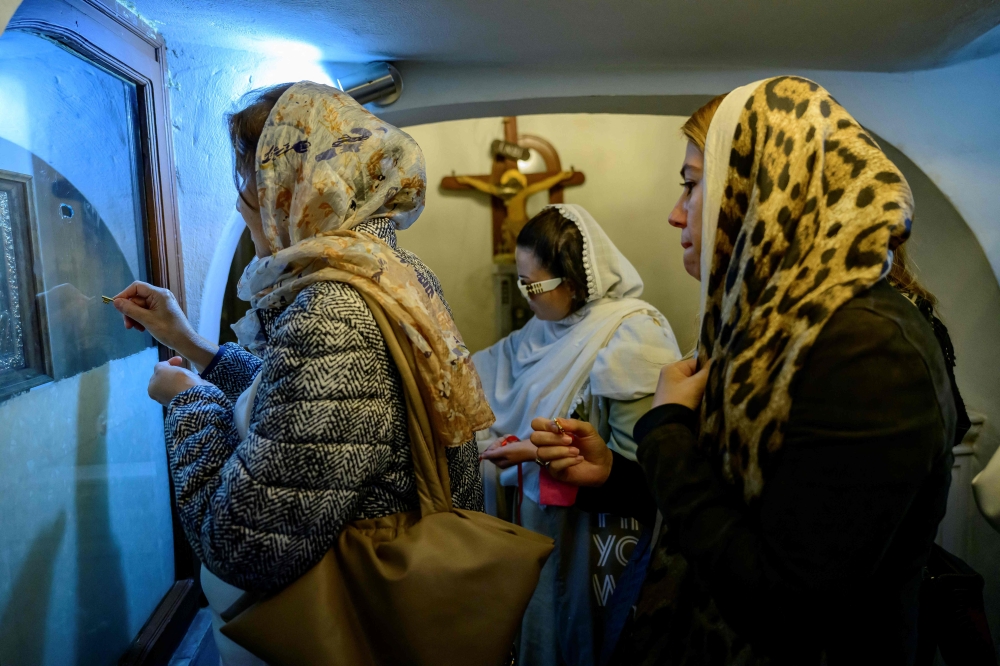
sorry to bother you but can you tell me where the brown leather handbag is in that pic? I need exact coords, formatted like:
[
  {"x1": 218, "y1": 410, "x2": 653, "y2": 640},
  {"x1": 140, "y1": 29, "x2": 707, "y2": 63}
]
[{"x1": 220, "y1": 294, "x2": 554, "y2": 666}]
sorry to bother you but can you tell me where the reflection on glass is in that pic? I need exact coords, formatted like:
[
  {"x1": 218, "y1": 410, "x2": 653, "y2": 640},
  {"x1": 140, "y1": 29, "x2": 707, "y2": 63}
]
[
  {"x1": 0, "y1": 28, "x2": 174, "y2": 666},
  {"x1": 32, "y1": 160, "x2": 151, "y2": 379}
]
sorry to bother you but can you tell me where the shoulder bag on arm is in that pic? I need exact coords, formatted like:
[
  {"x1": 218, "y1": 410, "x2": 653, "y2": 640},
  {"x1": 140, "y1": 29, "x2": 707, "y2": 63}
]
[{"x1": 219, "y1": 294, "x2": 554, "y2": 666}]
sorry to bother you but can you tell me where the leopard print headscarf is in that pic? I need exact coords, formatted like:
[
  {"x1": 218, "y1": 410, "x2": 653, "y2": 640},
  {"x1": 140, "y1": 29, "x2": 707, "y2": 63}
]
[{"x1": 698, "y1": 76, "x2": 913, "y2": 502}]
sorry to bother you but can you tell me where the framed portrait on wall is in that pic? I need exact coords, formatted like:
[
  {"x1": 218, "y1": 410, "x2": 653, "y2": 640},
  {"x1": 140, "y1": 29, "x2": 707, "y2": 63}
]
[{"x1": 0, "y1": 170, "x2": 50, "y2": 399}]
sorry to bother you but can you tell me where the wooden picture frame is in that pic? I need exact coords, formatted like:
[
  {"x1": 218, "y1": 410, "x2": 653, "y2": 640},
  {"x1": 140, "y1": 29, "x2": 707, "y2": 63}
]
[{"x1": 7, "y1": 1, "x2": 194, "y2": 664}]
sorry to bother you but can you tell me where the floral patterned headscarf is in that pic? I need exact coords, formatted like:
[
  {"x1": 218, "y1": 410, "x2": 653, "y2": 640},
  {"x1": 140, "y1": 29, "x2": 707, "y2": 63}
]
[
  {"x1": 256, "y1": 81, "x2": 427, "y2": 247},
  {"x1": 237, "y1": 82, "x2": 493, "y2": 446}
]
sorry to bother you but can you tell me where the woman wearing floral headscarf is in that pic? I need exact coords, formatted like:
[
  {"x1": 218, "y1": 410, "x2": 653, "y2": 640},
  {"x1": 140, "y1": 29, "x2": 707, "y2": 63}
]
[
  {"x1": 532, "y1": 77, "x2": 956, "y2": 665},
  {"x1": 113, "y1": 82, "x2": 492, "y2": 664}
]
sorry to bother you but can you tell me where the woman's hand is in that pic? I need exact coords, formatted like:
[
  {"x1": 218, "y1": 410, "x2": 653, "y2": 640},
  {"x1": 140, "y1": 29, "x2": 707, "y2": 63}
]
[
  {"x1": 479, "y1": 437, "x2": 540, "y2": 469},
  {"x1": 148, "y1": 356, "x2": 209, "y2": 406},
  {"x1": 113, "y1": 281, "x2": 218, "y2": 370},
  {"x1": 530, "y1": 417, "x2": 612, "y2": 487},
  {"x1": 652, "y1": 358, "x2": 711, "y2": 409}
]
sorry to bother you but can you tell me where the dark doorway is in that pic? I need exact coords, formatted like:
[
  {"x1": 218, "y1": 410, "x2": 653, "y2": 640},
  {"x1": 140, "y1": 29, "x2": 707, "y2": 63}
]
[{"x1": 218, "y1": 229, "x2": 256, "y2": 345}]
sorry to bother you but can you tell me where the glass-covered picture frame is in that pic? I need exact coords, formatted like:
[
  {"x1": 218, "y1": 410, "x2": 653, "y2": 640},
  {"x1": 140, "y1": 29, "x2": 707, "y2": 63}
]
[{"x1": 0, "y1": 170, "x2": 49, "y2": 399}]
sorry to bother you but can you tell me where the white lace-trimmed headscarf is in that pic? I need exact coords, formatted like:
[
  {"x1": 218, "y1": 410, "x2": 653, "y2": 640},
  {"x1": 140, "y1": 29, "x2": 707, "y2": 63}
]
[{"x1": 473, "y1": 204, "x2": 681, "y2": 499}]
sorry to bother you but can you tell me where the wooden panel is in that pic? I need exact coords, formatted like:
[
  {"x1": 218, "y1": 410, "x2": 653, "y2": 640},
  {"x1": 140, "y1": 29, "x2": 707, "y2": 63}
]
[{"x1": 118, "y1": 579, "x2": 201, "y2": 666}]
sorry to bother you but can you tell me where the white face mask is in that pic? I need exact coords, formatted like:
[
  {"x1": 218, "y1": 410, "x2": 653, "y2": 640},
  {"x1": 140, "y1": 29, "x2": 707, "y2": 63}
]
[{"x1": 236, "y1": 255, "x2": 260, "y2": 302}]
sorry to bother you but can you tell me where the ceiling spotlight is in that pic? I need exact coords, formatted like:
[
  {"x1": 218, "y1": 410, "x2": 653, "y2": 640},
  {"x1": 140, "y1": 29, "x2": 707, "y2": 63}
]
[{"x1": 335, "y1": 62, "x2": 403, "y2": 107}]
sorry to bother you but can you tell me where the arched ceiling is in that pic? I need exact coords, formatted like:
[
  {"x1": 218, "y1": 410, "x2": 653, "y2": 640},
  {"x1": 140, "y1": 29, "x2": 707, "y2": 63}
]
[{"x1": 132, "y1": 0, "x2": 1000, "y2": 72}]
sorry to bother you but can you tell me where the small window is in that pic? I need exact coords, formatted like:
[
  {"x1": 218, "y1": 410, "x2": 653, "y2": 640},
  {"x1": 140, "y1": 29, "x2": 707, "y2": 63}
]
[{"x1": 0, "y1": 171, "x2": 48, "y2": 398}]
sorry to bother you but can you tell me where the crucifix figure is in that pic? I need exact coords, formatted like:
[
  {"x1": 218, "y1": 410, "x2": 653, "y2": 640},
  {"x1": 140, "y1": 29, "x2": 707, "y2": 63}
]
[
  {"x1": 441, "y1": 116, "x2": 585, "y2": 260},
  {"x1": 455, "y1": 168, "x2": 577, "y2": 249}
]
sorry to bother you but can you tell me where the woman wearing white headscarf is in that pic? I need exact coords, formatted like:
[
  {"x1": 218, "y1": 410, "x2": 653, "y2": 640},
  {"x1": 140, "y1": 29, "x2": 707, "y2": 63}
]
[
  {"x1": 113, "y1": 82, "x2": 492, "y2": 665},
  {"x1": 474, "y1": 203, "x2": 681, "y2": 666}
]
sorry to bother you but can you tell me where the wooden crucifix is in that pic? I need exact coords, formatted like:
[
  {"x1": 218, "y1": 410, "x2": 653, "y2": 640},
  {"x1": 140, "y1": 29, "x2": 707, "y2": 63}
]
[{"x1": 440, "y1": 116, "x2": 585, "y2": 260}]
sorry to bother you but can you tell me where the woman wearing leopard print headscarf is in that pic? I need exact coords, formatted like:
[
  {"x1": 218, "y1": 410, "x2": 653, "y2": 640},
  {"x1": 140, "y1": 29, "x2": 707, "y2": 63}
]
[{"x1": 531, "y1": 77, "x2": 956, "y2": 665}]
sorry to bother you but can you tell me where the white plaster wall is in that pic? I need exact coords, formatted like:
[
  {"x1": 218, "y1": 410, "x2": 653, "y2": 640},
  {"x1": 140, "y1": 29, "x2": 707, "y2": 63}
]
[
  {"x1": 157, "y1": 29, "x2": 1000, "y2": 448},
  {"x1": 131, "y1": 12, "x2": 1000, "y2": 654},
  {"x1": 0, "y1": 0, "x2": 20, "y2": 36},
  {"x1": 399, "y1": 114, "x2": 700, "y2": 354},
  {"x1": 161, "y1": 41, "x2": 340, "y2": 330},
  {"x1": 158, "y1": 41, "x2": 1000, "y2": 646},
  {"x1": 387, "y1": 56, "x2": 1000, "y2": 284},
  {"x1": 166, "y1": 49, "x2": 1000, "y2": 330}
]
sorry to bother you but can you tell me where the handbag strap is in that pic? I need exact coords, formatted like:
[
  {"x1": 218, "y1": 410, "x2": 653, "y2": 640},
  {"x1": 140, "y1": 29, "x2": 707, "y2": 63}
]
[{"x1": 360, "y1": 293, "x2": 454, "y2": 517}]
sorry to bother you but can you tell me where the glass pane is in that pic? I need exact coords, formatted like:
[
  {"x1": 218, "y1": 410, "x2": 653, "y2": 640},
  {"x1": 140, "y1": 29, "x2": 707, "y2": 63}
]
[{"x1": 0, "y1": 30, "x2": 175, "y2": 666}]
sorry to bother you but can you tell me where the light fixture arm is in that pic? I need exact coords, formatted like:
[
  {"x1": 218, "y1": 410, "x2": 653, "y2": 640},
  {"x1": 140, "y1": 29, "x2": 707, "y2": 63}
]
[{"x1": 335, "y1": 62, "x2": 403, "y2": 107}]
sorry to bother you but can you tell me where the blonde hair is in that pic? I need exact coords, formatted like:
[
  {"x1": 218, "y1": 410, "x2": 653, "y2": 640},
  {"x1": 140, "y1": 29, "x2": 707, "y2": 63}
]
[
  {"x1": 889, "y1": 242, "x2": 937, "y2": 308},
  {"x1": 681, "y1": 94, "x2": 728, "y2": 151}
]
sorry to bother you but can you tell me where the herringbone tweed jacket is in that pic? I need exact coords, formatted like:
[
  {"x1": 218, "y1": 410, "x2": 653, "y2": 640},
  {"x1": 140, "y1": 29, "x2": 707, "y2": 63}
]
[{"x1": 165, "y1": 219, "x2": 483, "y2": 593}]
